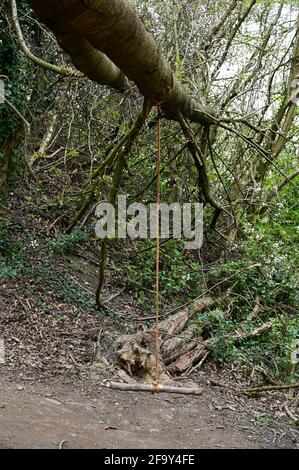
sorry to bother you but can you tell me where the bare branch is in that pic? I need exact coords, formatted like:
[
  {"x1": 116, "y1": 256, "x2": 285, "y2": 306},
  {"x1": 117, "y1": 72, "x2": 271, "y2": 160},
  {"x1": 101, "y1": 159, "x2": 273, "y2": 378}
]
[{"x1": 10, "y1": 0, "x2": 79, "y2": 77}]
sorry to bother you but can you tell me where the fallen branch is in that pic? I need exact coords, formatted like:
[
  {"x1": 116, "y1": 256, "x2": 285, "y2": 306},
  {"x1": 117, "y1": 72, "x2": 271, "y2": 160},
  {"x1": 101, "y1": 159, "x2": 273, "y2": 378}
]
[
  {"x1": 284, "y1": 403, "x2": 298, "y2": 424},
  {"x1": 162, "y1": 325, "x2": 199, "y2": 365},
  {"x1": 159, "y1": 297, "x2": 213, "y2": 336},
  {"x1": 210, "y1": 379, "x2": 299, "y2": 394},
  {"x1": 241, "y1": 383, "x2": 299, "y2": 393},
  {"x1": 254, "y1": 365, "x2": 280, "y2": 386},
  {"x1": 229, "y1": 322, "x2": 272, "y2": 342},
  {"x1": 185, "y1": 351, "x2": 210, "y2": 377},
  {"x1": 102, "y1": 287, "x2": 126, "y2": 305}
]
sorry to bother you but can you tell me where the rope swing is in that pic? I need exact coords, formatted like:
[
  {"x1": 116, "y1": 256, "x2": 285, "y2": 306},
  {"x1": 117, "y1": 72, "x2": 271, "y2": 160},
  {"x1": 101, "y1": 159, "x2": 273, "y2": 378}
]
[
  {"x1": 106, "y1": 104, "x2": 203, "y2": 396},
  {"x1": 154, "y1": 105, "x2": 161, "y2": 386}
]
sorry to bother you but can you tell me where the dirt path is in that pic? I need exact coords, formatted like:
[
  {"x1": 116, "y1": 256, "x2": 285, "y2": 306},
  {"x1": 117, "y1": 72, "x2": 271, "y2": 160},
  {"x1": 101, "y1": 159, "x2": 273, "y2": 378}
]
[
  {"x1": 0, "y1": 378, "x2": 297, "y2": 449},
  {"x1": 0, "y1": 258, "x2": 298, "y2": 450}
]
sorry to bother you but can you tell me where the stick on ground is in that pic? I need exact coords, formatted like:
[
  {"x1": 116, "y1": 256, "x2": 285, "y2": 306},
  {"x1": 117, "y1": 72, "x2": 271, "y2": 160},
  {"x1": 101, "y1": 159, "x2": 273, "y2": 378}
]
[
  {"x1": 210, "y1": 380, "x2": 299, "y2": 393},
  {"x1": 107, "y1": 382, "x2": 203, "y2": 396}
]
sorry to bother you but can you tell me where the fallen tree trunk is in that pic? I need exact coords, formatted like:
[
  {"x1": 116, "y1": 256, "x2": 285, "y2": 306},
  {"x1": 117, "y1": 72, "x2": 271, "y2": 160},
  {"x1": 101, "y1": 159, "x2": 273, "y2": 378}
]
[
  {"x1": 168, "y1": 322, "x2": 273, "y2": 376},
  {"x1": 158, "y1": 297, "x2": 211, "y2": 366},
  {"x1": 168, "y1": 308, "x2": 271, "y2": 379},
  {"x1": 27, "y1": 0, "x2": 215, "y2": 125},
  {"x1": 115, "y1": 331, "x2": 169, "y2": 383},
  {"x1": 211, "y1": 380, "x2": 299, "y2": 394}
]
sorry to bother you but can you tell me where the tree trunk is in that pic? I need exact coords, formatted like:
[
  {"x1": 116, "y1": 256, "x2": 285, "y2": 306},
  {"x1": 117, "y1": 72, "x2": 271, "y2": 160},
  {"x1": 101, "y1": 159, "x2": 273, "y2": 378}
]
[
  {"x1": 27, "y1": 0, "x2": 215, "y2": 124},
  {"x1": 255, "y1": 19, "x2": 299, "y2": 182},
  {"x1": 0, "y1": 150, "x2": 10, "y2": 219}
]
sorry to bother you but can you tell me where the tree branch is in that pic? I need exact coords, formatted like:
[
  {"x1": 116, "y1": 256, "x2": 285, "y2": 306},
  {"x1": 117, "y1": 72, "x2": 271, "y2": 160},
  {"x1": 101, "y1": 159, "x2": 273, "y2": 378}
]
[{"x1": 10, "y1": 0, "x2": 80, "y2": 77}]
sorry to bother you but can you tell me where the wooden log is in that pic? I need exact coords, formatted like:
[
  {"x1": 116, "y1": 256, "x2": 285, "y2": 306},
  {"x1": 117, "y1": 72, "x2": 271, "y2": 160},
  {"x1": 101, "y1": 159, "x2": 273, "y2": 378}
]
[
  {"x1": 107, "y1": 382, "x2": 203, "y2": 396},
  {"x1": 158, "y1": 297, "x2": 213, "y2": 336},
  {"x1": 167, "y1": 343, "x2": 208, "y2": 375},
  {"x1": 161, "y1": 323, "x2": 201, "y2": 364},
  {"x1": 164, "y1": 339, "x2": 199, "y2": 365},
  {"x1": 112, "y1": 297, "x2": 213, "y2": 380}
]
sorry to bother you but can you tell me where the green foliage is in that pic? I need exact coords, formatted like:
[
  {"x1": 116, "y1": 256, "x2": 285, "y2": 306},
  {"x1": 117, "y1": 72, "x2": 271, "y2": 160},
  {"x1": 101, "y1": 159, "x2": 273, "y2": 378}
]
[
  {"x1": 0, "y1": 229, "x2": 95, "y2": 310},
  {"x1": 116, "y1": 238, "x2": 205, "y2": 309},
  {"x1": 0, "y1": 237, "x2": 27, "y2": 279},
  {"x1": 210, "y1": 314, "x2": 298, "y2": 381},
  {"x1": 0, "y1": 220, "x2": 11, "y2": 254},
  {"x1": 253, "y1": 412, "x2": 274, "y2": 427},
  {"x1": 45, "y1": 228, "x2": 90, "y2": 257},
  {"x1": 0, "y1": 2, "x2": 33, "y2": 139},
  {"x1": 0, "y1": 263, "x2": 18, "y2": 279},
  {"x1": 200, "y1": 192, "x2": 299, "y2": 382},
  {"x1": 26, "y1": 263, "x2": 94, "y2": 311}
]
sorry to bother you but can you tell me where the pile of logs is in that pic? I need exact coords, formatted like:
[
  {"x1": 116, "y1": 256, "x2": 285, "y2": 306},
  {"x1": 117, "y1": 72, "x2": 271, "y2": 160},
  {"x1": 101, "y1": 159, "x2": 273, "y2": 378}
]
[
  {"x1": 115, "y1": 297, "x2": 214, "y2": 383},
  {"x1": 114, "y1": 296, "x2": 273, "y2": 384}
]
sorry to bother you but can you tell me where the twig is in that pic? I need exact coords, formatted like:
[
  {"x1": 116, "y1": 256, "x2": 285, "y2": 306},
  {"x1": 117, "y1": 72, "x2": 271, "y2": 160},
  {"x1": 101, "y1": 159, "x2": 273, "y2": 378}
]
[
  {"x1": 102, "y1": 287, "x2": 126, "y2": 305},
  {"x1": 0, "y1": 95, "x2": 30, "y2": 133},
  {"x1": 284, "y1": 403, "x2": 298, "y2": 424},
  {"x1": 67, "y1": 350, "x2": 79, "y2": 367},
  {"x1": 185, "y1": 351, "x2": 210, "y2": 377},
  {"x1": 254, "y1": 365, "x2": 280, "y2": 386},
  {"x1": 58, "y1": 440, "x2": 67, "y2": 449},
  {"x1": 230, "y1": 322, "x2": 272, "y2": 342}
]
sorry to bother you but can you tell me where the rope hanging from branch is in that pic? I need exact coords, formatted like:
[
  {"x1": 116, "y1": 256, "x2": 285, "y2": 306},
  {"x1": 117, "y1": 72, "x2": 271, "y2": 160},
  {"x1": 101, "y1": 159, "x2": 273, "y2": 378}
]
[
  {"x1": 155, "y1": 105, "x2": 161, "y2": 385},
  {"x1": 104, "y1": 103, "x2": 203, "y2": 397}
]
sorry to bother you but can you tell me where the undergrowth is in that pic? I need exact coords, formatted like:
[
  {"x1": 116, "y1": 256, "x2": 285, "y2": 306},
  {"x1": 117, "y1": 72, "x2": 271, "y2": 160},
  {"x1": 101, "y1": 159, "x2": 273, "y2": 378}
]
[{"x1": 0, "y1": 186, "x2": 298, "y2": 382}]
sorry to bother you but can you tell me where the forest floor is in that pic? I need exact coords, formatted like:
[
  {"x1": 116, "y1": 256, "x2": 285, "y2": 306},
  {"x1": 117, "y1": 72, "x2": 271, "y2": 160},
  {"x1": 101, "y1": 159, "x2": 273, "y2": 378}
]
[
  {"x1": 0, "y1": 251, "x2": 298, "y2": 449},
  {"x1": 0, "y1": 374, "x2": 297, "y2": 449}
]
